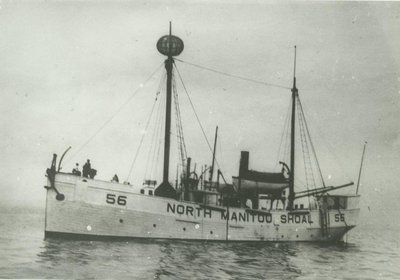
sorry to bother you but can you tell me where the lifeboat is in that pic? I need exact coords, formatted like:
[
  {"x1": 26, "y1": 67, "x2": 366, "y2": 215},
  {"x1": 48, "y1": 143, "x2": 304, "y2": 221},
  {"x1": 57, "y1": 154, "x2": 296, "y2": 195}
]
[{"x1": 233, "y1": 151, "x2": 289, "y2": 194}]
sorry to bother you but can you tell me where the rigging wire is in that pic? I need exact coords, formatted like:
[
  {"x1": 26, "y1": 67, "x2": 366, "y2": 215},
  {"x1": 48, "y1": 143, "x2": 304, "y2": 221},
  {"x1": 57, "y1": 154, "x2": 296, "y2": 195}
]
[
  {"x1": 297, "y1": 95, "x2": 353, "y2": 183},
  {"x1": 172, "y1": 70, "x2": 188, "y2": 170},
  {"x1": 298, "y1": 98, "x2": 326, "y2": 188},
  {"x1": 151, "y1": 86, "x2": 166, "y2": 180},
  {"x1": 297, "y1": 99, "x2": 314, "y2": 207},
  {"x1": 175, "y1": 58, "x2": 291, "y2": 90},
  {"x1": 67, "y1": 62, "x2": 164, "y2": 164},
  {"x1": 126, "y1": 71, "x2": 166, "y2": 182},
  {"x1": 297, "y1": 99, "x2": 317, "y2": 190},
  {"x1": 143, "y1": 73, "x2": 166, "y2": 181},
  {"x1": 173, "y1": 62, "x2": 224, "y2": 175},
  {"x1": 281, "y1": 100, "x2": 292, "y2": 170},
  {"x1": 274, "y1": 97, "x2": 292, "y2": 170},
  {"x1": 144, "y1": 93, "x2": 165, "y2": 183},
  {"x1": 153, "y1": 102, "x2": 165, "y2": 181},
  {"x1": 126, "y1": 95, "x2": 158, "y2": 182}
]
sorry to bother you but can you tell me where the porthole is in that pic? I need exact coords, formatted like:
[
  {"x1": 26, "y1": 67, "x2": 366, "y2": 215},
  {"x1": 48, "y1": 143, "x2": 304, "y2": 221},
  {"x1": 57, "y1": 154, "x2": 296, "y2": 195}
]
[
  {"x1": 210, "y1": 231, "x2": 213, "y2": 234},
  {"x1": 153, "y1": 224, "x2": 156, "y2": 228},
  {"x1": 296, "y1": 235, "x2": 299, "y2": 238},
  {"x1": 119, "y1": 219, "x2": 123, "y2": 223},
  {"x1": 281, "y1": 235, "x2": 284, "y2": 238},
  {"x1": 183, "y1": 227, "x2": 186, "y2": 231}
]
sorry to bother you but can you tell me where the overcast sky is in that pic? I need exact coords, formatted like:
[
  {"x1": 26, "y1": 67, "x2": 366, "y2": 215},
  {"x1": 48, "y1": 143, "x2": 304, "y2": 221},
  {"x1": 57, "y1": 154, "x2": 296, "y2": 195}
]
[{"x1": 1, "y1": 1, "x2": 399, "y2": 224}]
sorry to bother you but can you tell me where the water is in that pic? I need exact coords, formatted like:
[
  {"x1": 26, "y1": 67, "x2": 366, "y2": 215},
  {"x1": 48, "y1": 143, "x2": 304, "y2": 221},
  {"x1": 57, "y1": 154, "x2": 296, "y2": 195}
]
[{"x1": 0, "y1": 209, "x2": 399, "y2": 279}]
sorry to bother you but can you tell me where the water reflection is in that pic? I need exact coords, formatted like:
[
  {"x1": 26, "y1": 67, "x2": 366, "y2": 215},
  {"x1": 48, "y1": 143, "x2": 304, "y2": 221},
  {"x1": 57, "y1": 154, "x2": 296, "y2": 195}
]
[
  {"x1": 37, "y1": 238, "x2": 163, "y2": 279},
  {"x1": 34, "y1": 236, "x2": 380, "y2": 280},
  {"x1": 152, "y1": 241, "x2": 303, "y2": 279},
  {"x1": 37, "y1": 239, "x2": 93, "y2": 267},
  {"x1": 36, "y1": 238, "x2": 305, "y2": 279}
]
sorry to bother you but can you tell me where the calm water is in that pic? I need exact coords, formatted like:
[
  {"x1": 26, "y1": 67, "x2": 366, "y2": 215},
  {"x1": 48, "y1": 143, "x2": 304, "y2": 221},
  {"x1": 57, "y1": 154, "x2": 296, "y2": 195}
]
[{"x1": 0, "y1": 209, "x2": 399, "y2": 279}]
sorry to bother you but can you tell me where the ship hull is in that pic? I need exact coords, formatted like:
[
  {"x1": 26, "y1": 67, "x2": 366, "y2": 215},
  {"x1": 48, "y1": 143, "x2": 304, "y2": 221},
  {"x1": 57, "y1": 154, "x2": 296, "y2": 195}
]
[{"x1": 44, "y1": 173, "x2": 359, "y2": 242}]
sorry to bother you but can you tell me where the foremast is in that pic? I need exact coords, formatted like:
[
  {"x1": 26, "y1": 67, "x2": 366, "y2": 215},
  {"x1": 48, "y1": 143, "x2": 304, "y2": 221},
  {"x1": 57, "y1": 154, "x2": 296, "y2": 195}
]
[{"x1": 155, "y1": 22, "x2": 184, "y2": 199}]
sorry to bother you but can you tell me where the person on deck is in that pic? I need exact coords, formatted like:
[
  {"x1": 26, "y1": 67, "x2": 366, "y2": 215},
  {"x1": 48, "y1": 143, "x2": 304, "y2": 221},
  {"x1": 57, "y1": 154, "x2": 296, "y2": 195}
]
[
  {"x1": 82, "y1": 159, "x2": 91, "y2": 178},
  {"x1": 72, "y1": 163, "x2": 81, "y2": 176}
]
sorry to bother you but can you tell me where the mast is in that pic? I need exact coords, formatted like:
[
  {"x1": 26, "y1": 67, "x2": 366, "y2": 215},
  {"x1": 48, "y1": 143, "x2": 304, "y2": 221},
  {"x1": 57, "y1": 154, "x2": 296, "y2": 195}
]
[
  {"x1": 155, "y1": 22, "x2": 184, "y2": 198},
  {"x1": 209, "y1": 126, "x2": 218, "y2": 182},
  {"x1": 162, "y1": 23, "x2": 173, "y2": 186},
  {"x1": 356, "y1": 141, "x2": 367, "y2": 195},
  {"x1": 288, "y1": 46, "x2": 298, "y2": 210}
]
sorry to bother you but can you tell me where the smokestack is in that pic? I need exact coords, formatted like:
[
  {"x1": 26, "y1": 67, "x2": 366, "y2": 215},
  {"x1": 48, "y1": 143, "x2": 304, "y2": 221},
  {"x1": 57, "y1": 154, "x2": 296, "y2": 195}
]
[{"x1": 239, "y1": 151, "x2": 249, "y2": 177}]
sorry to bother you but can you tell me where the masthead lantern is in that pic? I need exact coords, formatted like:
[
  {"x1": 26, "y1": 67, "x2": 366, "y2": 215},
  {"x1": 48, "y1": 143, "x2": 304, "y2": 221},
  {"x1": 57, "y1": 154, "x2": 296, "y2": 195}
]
[{"x1": 157, "y1": 35, "x2": 184, "y2": 57}]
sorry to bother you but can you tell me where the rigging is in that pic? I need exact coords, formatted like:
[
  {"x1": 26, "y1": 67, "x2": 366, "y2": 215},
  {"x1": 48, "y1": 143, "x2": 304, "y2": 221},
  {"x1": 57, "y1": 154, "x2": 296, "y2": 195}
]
[
  {"x1": 174, "y1": 62, "x2": 226, "y2": 178},
  {"x1": 172, "y1": 70, "x2": 188, "y2": 174},
  {"x1": 175, "y1": 58, "x2": 290, "y2": 90},
  {"x1": 142, "y1": 73, "x2": 166, "y2": 182},
  {"x1": 66, "y1": 62, "x2": 165, "y2": 165},
  {"x1": 126, "y1": 75, "x2": 164, "y2": 182}
]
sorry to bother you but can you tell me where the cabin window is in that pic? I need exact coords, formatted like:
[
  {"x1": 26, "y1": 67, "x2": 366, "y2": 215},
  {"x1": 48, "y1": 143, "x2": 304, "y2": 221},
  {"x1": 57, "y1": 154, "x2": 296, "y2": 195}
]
[
  {"x1": 149, "y1": 190, "x2": 153, "y2": 196},
  {"x1": 140, "y1": 189, "x2": 144, "y2": 194},
  {"x1": 300, "y1": 204, "x2": 304, "y2": 209},
  {"x1": 338, "y1": 197, "x2": 347, "y2": 209},
  {"x1": 294, "y1": 204, "x2": 298, "y2": 210}
]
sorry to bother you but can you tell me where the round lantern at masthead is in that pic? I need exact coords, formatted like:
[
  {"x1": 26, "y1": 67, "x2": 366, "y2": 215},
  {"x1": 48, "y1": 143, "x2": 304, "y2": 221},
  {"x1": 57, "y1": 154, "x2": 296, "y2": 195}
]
[{"x1": 157, "y1": 35, "x2": 184, "y2": 57}]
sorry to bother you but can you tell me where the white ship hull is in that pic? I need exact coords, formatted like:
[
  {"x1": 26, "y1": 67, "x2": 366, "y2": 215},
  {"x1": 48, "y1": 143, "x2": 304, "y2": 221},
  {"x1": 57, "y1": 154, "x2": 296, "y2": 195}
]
[{"x1": 44, "y1": 173, "x2": 359, "y2": 242}]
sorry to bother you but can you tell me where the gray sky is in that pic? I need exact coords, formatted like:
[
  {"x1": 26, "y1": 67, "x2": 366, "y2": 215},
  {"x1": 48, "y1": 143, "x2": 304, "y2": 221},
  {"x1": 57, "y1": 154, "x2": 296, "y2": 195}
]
[{"x1": 1, "y1": 1, "x2": 399, "y2": 224}]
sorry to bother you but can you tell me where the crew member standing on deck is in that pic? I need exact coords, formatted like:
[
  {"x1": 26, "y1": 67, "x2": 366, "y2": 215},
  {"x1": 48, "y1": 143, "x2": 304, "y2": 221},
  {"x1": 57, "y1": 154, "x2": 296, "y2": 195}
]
[
  {"x1": 72, "y1": 163, "x2": 81, "y2": 176},
  {"x1": 82, "y1": 159, "x2": 91, "y2": 178}
]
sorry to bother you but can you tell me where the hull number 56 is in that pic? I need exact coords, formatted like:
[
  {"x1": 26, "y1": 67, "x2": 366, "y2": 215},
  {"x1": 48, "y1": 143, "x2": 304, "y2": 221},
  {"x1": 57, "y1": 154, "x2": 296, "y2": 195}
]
[{"x1": 106, "y1": 194, "x2": 127, "y2": 206}]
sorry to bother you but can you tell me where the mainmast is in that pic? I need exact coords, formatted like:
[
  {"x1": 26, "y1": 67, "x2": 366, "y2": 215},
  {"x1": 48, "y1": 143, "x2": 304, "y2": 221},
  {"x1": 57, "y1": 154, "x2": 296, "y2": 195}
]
[
  {"x1": 155, "y1": 22, "x2": 184, "y2": 199},
  {"x1": 288, "y1": 46, "x2": 298, "y2": 210}
]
